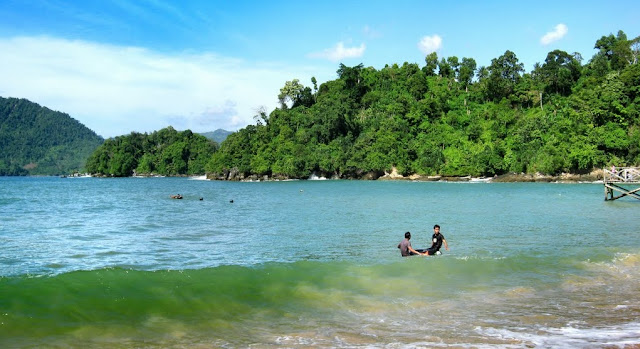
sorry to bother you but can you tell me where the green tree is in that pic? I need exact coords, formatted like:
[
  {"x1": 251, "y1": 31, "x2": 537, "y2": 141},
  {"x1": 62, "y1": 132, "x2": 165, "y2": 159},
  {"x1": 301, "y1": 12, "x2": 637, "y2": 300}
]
[
  {"x1": 539, "y1": 49, "x2": 582, "y2": 95},
  {"x1": 423, "y1": 52, "x2": 438, "y2": 76},
  {"x1": 458, "y1": 57, "x2": 477, "y2": 90},
  {"x1": 594, "y1": 30, "x2": 633, "y2": 71},
  {"x1": 486, "y1": 50, "x2": 524, "y2": 102},
  {"x1": 337, "y1": 63, "x2": 367, "y2": 106},
  {"x1": 278, "y1": 79, "x2": 313, "y2": 109},
  {"x1": 438, "y1": 58, "x2": 453, "y2": 78}
]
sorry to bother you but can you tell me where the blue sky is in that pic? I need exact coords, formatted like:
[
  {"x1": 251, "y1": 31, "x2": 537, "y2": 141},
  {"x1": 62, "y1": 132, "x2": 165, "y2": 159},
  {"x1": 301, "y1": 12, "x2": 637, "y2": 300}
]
[{"x1": 0, "y1": 0, "x2": 638, "y2": 138}]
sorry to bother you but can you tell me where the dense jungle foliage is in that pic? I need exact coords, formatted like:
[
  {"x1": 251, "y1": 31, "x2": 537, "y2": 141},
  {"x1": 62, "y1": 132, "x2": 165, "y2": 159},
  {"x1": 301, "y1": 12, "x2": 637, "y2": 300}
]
[
  {"x1": 0, "y1": 97, "x2": 104, "y2": 176},
  {"x1": 85, "y1": 127, "x2": 218, "y2": 177},
  {"x1": 207, "y1": 30, "x2": 640, "y2": 179}
]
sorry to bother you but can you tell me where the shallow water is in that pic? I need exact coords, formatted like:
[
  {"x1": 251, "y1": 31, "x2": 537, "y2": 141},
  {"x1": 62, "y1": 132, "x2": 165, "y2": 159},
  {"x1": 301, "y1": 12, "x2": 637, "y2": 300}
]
[{"x1": 1, "y1": 177, "x2": 639, "y2": 347}]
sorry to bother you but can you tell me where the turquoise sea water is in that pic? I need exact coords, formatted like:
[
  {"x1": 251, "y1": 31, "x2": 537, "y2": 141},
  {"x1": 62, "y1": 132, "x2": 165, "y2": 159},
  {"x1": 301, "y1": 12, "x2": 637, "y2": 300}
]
[{"x1": 1, "y1": 176, "x2": 639, "y2": 348}]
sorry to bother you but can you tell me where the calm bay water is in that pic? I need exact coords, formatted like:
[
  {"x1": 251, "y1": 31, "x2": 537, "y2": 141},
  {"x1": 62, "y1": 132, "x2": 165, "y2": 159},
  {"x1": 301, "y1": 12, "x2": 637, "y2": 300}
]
[{"x1": 1, "y1": 176, "x2": 639, "y2": 348}]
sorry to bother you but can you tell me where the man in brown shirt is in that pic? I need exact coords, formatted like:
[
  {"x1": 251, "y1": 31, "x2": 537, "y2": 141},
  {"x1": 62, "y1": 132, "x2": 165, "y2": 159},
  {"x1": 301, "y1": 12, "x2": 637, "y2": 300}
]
[{"x1": 397, "y1": 231, "x2": 425, "y2": 256}]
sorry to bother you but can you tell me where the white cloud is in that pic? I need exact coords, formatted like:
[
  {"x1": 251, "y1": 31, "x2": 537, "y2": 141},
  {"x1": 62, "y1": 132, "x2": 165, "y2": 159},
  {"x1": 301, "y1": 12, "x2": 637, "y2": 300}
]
[
  {"x1": 540, "y1": 24, "x2": 568, "y2": 45},
  {"x1": 0, "y1": 36, "x2": 319, "y2": 138},
  {"x1": 418, "y1": 34, "x2": 442, "y2": 55},
  {"x1": 308, "y1": 42, "x2": 366, "y2": 62}
]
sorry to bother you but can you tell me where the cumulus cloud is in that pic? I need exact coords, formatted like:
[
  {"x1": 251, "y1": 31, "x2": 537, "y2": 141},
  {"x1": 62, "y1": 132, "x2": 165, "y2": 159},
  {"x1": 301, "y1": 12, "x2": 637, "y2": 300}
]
[
  {"x1": 0, "y1": 36, "x2": 318, "y2": 138},
  {"x1": 308, "y1": 42, "x2": 366, "y2": 62},
  {"x1": 418, "y1": 34, "x2": 442, "y2": 55},
  {"x1": 540, "y1": 24, "x2": 568, "y2": 45}
]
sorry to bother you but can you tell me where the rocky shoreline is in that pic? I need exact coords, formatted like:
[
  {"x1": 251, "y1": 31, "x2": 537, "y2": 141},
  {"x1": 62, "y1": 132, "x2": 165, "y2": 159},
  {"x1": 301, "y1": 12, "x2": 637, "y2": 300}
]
[
  {"x1": 206, "y1": 167, "x2": 604, "y2": 183},
  {"x1": 378, "y1": 167, "x2": 604, "y2": 183}
]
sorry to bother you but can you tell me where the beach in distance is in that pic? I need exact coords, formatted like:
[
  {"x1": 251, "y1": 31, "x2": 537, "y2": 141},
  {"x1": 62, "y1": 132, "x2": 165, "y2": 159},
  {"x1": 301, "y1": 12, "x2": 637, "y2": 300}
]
[{"x1": 1, "y1": 176, "x2": 639, "y2": 348}]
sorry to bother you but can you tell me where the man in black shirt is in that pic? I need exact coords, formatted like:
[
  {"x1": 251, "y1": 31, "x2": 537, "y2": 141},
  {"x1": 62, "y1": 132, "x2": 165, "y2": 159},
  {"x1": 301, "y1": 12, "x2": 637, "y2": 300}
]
[{"x1": 425, "y1": 224, "x2": 449, "y2": 255}]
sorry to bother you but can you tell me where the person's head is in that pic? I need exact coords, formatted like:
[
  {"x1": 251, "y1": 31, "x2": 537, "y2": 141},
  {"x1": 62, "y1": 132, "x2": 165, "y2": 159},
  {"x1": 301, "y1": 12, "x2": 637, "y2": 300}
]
[
  {"x1": 405, "y1": 231, "x2": 411, "y2": 239},
  {"x1": 433, "y1": 224, "x2": 440, "y2": 233}
]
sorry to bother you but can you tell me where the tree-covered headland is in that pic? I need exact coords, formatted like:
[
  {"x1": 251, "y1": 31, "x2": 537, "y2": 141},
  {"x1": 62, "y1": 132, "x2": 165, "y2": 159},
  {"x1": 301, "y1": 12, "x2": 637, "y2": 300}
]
[
  {"x1": 86, "y1": 127, "x2": 217, "y2": 177},
  {"x1": 207, "y1": 30, "x2": 640, "y2": 180},
  {"x1": 0, "y1": 97, "x2": 104, "y2": 176}
]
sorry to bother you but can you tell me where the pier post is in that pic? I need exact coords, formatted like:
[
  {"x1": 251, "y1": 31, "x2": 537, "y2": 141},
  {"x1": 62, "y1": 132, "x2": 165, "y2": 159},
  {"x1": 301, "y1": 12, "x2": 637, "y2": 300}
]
[{"x1": 603, "y1": 167, "x2": 640, "y2": 201}]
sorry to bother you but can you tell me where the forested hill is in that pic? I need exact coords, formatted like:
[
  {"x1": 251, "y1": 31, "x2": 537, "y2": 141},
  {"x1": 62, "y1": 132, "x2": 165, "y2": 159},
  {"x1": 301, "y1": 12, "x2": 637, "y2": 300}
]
[
  {"x1": 85, "y1": 127, "x2": 218, "y2": 177},
  {"x1": 206, "y1": 30, "x2": 640, "y2": 180},
  {"x1": 0, "y1": 97, "x2": 104, "y2": 176}
]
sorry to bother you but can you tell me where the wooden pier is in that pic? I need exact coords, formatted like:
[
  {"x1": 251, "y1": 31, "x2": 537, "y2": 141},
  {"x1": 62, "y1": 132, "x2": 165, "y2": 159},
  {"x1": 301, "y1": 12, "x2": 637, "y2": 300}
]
[{"x1": 603, "y1": 167, "x2": 640, "y2": 201}]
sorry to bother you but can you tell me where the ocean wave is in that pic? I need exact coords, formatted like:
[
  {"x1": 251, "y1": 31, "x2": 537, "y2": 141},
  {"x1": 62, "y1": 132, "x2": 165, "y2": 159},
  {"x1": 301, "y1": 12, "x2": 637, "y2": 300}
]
[
  {"x1": 2, "y1": 258, "x2": 639, "y2": 348},
  {"x1": 565, "y1": 252, "x2": 640, "y2": 290}
]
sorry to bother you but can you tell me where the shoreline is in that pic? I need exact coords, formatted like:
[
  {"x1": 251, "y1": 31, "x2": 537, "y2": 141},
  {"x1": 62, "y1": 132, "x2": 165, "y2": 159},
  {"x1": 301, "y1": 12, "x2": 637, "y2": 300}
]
[
  {"x1": 378, "y1": 170, "x2": 604, "y2": 183},
  {"x1": 205, "y1": 168, "x2": 605, "y2": 183},
  {"x1": 41, "y1": 169, "x2": 605, "y2": 183}
]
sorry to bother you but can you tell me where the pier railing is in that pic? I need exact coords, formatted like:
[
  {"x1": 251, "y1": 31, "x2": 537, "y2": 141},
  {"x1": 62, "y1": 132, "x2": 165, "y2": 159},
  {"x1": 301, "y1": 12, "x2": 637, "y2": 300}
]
[{"x1": 603, "y1": 167, "x2": 640, "y2": 201}]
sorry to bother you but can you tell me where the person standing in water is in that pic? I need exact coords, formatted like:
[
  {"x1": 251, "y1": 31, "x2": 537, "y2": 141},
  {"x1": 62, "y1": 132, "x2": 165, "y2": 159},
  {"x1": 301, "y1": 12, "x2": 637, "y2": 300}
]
[
  {"x1": 425, "y1": 224, "x2": 449, "y2": 255},
  {"x1": 397, "y1": 232, "x2": 425, "y2": 256}
]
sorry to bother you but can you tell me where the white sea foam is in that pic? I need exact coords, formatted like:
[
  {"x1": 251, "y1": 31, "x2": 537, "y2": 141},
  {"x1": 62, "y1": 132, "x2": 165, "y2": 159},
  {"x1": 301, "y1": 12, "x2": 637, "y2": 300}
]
[
  {"x1": 478, "y1": 322, "x2": 640, "y2": 348},
  {"x1": 469, "y1": 177, "x2": 492, "y2": 183},
  {"x1": 188, "y1": 175, "x2": 208, "y2": 180},
  {"x1": 67, "y1": 173, "x2": 92, "y2": 178},
  {"x1": 453, "y1": 255, "x2": 507, "y2": 261},
  {"x1": 309, "y1": 172, "x2": 327, "y2": 180}
]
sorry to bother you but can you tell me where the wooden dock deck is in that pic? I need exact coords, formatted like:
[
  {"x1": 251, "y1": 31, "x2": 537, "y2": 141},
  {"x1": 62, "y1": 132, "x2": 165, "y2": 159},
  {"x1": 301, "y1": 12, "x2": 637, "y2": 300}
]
[{"x1": 603, "y1": 167, "x2": 640, "y2": 201}]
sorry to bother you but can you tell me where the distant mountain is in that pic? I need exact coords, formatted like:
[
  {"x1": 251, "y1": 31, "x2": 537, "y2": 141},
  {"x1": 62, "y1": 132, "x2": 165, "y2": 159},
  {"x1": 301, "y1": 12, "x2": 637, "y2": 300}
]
[
  {"x1": 199, "y1": 129, "x2": 233, "y2": 144},
  {"x1": 0, "y1": 97, "x2": 104, "y2": 175}
]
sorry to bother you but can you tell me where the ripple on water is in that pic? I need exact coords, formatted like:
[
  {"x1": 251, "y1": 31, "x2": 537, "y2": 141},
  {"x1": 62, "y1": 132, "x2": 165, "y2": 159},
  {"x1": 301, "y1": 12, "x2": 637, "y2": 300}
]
[
  {"x1": 44, "y1": 263, "x2": 66, "y2": 269},
  {"x1": 95, "y1": 250, "x2": 126, "y2": 257}
]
